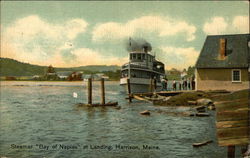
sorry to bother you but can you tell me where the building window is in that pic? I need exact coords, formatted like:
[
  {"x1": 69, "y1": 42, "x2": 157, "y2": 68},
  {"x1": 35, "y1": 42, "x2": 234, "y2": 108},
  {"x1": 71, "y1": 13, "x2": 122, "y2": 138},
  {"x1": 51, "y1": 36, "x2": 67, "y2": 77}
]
[{"x1": 232, "y1": 69, "x2": 241, "y2": 82}]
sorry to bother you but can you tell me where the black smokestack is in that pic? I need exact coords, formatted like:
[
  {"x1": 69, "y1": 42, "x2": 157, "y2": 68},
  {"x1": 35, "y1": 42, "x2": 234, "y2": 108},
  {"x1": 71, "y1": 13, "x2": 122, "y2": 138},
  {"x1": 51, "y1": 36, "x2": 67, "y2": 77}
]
[{"x1": 126, "y1": 37, "x2": 152, "y2": 52}]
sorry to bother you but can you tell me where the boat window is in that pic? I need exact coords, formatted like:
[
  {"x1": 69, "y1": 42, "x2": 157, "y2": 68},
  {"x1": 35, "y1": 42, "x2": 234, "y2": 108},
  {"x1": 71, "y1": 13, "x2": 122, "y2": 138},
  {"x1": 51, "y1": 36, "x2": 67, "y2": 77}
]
[
  {"x1": 138, "y1": 54, "x2": 141, "y2": 60},
  {"x1": 142, "y1": 54, "x2": 145, "y2": 60},
  {"x1": 147, "y1": 72, "x2": 150, "y2": 77},
  {"x1": 132, "y1": 54, "x2": 136, "y2": 60},
  {"x1": 130, "y1": 54, "x2": 132, "y2": 60},
  {"x1": 131, "y1": 70, "x2": 150, "y2": 78},
  {"x1": 121, "y1": 70, "x2": 128, "y2": 77}
]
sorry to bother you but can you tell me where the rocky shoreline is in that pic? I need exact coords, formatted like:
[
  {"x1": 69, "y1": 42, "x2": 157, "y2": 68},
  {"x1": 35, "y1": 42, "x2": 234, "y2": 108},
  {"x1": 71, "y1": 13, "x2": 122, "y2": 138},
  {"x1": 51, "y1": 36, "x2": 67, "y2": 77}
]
[
  {"x1": 154, "y1": 89, "x2": 248, "y2": 107},
  {"x1": 137, "y1": 89, "x2": 249, "y2": 118}
]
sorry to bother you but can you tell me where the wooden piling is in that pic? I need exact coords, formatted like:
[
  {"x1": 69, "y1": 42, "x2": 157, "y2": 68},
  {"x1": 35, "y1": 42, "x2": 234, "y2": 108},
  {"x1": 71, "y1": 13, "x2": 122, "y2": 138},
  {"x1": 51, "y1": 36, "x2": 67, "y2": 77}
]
[
  {"x1": 127, "y1": 78, "x2": 132, "y2": 103},
  {"x1": 88, "y1": 78, "x2": 92, "y2": 104},
  {"x1": 227, "y1": 146, "x2": 235, "y2": 158},
  {"x1": 101, "y1": 78, "x2": 105, "y2": 105}
]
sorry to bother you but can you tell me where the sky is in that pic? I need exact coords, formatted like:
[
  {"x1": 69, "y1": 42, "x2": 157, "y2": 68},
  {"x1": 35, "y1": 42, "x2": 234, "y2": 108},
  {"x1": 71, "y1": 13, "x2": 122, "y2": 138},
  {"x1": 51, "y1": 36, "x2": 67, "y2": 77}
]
[{"x1": 0, "y1": 1, "x2": 249, "y2": 70}]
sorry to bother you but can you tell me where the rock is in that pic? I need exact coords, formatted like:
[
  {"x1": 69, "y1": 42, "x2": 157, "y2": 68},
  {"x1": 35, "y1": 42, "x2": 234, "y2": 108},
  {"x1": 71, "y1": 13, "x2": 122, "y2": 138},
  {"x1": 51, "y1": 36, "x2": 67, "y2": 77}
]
[
  {"x1": 194, "y1": 105, "x2": 206, "y2": 112},
  {"x1": 164, "y1": 96, "x2": 171, "y2": 101},
  {"x1": 208, "y1": 104, "x2": 216, "y2": 110},
  {"x1": 197, "y1": 109, "x2": 206, "y2": 113},
  {"x1": 114, "y1": 106, "x2": 121, "y2": 110},
  {"x1": 153, "y1": 100, "x2": 164, "y2": 105},
  {"x1": 197, "y1": 98, "x2": 213, "y2": 106},
  {"x1": 196, "y1": 112, "x2": 210, "y2": 117},
  {"x1": 189, "y1": 113, "x2": 196, "y2": 117},
  {"x1": 151, "y1": 93, "x2": 158, "y2": 98},
  {"x1": 188, "y1": 101, "x2": 197, "y2": 105},
  {"x1": 153, "y1": 96, "x2": 171, "y2": 105},
  {"x1": 185, "y1": 112, "x2": 196, "y2": 117},
  {"x1": 140, "y1": 110, "x2": 150, "y2": 115}
]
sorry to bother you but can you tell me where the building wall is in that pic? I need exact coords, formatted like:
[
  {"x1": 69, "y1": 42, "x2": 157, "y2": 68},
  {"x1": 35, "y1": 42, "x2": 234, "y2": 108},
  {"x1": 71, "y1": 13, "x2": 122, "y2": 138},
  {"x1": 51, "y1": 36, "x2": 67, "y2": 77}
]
[{"x1": 196, "y1": 68, "x2": 249, "y2": 91}]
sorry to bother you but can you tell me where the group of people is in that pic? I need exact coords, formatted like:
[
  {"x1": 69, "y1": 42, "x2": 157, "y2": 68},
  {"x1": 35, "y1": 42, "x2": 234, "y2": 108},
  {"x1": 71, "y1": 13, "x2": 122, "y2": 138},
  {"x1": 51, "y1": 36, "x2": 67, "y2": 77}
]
[
  {"x1": 161, "y1": 77, "x2": 195, "y2": 91},
  {"x1": 161, "y1": 78, "x2": 168, "y2": 91}
]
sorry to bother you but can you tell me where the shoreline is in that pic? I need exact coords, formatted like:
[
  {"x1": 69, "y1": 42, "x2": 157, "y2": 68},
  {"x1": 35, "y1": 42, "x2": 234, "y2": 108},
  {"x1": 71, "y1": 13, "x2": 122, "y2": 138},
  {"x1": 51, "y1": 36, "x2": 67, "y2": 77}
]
[
  {"x1": 154, "y1": 89, "x2": 248, "y2": 107},
  {"x1": 0, "y1": 80, "x2": 120, "y2": 82}
]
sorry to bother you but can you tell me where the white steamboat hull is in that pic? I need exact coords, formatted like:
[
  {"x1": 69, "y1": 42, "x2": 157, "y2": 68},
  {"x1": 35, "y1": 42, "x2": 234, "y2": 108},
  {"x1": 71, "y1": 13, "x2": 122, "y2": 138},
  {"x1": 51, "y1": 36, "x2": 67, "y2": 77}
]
[{"x1": 120, "y1": 77, "x2": 162, "y2": 93}]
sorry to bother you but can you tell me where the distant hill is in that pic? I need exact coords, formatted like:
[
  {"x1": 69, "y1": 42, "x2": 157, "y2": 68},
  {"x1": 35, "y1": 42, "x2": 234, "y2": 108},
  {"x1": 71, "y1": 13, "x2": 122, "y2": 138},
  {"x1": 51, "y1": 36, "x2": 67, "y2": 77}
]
[{"x1": 0, "y1": 58, "x2": 120, "y2": 77}]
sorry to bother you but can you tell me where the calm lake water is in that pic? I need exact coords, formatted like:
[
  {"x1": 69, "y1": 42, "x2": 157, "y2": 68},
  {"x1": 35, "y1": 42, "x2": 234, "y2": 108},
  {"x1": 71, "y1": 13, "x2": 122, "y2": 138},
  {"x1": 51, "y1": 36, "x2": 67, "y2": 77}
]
[{"x1": 0, "y1": 81, "x2": 241, "y2": 158}]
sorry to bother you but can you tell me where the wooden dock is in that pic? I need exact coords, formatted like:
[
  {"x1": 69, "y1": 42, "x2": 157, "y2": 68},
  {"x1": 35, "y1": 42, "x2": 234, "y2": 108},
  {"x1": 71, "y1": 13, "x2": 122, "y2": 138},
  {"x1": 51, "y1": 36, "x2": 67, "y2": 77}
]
[{"x1": 214, "y1": 97, "x2": 249, "y2": 158}]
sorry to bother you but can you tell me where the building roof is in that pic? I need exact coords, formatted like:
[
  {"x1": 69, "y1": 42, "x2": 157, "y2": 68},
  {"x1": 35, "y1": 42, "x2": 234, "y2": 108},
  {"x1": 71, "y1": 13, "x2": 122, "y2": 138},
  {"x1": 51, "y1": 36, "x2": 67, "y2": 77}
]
[{"x1": 196, "y1": 34, "x2": 250, "y2": 68}]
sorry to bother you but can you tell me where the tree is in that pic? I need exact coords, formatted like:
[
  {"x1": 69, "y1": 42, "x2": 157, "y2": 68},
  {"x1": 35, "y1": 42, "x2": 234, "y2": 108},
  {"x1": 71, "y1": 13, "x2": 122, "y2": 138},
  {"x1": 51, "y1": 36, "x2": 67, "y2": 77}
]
[
  {"x1": 47, "y1": 65, "x2": 55, "y2": 73},
  {"x1": 187, "y1": 66, "x2": 195, "y2": 78}
]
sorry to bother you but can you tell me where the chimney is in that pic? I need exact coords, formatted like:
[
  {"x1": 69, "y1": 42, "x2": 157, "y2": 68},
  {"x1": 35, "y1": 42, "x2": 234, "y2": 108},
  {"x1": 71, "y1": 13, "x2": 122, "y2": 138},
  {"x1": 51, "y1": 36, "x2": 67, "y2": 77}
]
[{"x1": 219, "y1": 38, "x2": 226, "y2": 60}]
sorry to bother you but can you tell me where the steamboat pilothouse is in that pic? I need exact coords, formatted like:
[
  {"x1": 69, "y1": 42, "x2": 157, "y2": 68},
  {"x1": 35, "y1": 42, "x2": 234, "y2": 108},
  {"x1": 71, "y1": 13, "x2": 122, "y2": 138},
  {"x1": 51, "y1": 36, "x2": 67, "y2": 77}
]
[{"x1": 120, "y1": 44, "x2": 166, "y2": 93}]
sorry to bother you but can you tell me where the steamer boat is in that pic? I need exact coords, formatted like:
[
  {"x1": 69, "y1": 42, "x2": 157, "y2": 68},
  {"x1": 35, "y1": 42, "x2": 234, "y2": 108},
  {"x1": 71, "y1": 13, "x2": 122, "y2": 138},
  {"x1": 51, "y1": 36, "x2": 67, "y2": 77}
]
[{"x1": 120, "y1": 44, "x2": 166, "y2": 93}]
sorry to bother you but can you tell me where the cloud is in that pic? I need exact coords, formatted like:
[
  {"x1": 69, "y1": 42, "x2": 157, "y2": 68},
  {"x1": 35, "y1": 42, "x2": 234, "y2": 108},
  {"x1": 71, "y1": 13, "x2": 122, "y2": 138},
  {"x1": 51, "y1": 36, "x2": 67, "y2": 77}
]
[
  {"x1": 5, "y1": 15, "x2": 88, "y2": 41},
  {"x1": 232, "y1": 16, "x2": 249, "y2": 33},
  {"x1": 1, "y1": 15, "x2": 89, "y2": 66},
  {"x1": 65, "y1": 19, "x2": 89, "y2": 40},
  {"x1": 70, "y1": 48, "x2": 127, "y2": 66},
  {"x1": 92, "y1": 15, "x2": 196, "y2": 42},
  {"x1": 159, "y1": 46, "x2": 199, "y2": 70},
  {"x1": 0, "y1": 39, "x2": 17, "y2": 59},
  {"x1": 203, "y1": 17, "x2": 228, "y2": 35},
  {"x1": 1, "y1": 15, "x2": 127, "y2": 67},
  {"x1": 203, "y1": 15, "x2": 249, "y2": 35}
]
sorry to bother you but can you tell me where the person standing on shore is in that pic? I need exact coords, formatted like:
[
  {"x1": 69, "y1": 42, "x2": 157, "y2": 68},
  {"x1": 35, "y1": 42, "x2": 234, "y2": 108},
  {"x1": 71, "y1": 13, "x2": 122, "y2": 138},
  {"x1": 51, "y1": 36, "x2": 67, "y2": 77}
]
[
  {"x1": 188, "y1": 78, "x2": 191, "y2": 90},
  {"x1": 161, "y1": 77, "x2": 166, "y2": 91},
  {"x1": 165, "y1": 78, "x2": 168, "y2": 91},
  {"x1": 191, "y1": 76, "x2": 195, "y2": 90},
  {"x1": 183, "y1": 79, "x2": 187, "y2": 90},
  {"x1": 173, "y1": 80, "x2": 176, "y2": 91},
  {"x1": 180, "y1": 78, "x2": 183, "y2": 90},
  {"x1": 178, "y1": 81, "x2": 181, "y2": 91},
  {"x1": 182, "y1": 79, "x2": 185, "y2": 90},
  {"x1": 175, "y1": 80, "x2": 178, "y2": 90}
]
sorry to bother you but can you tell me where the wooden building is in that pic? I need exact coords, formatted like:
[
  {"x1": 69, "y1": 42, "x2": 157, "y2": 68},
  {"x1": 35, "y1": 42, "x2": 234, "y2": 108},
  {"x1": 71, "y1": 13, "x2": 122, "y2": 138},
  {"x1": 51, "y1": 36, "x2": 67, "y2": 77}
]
[{"x1": 195, "y1": 34, "x2": 249, "y2": 91}]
